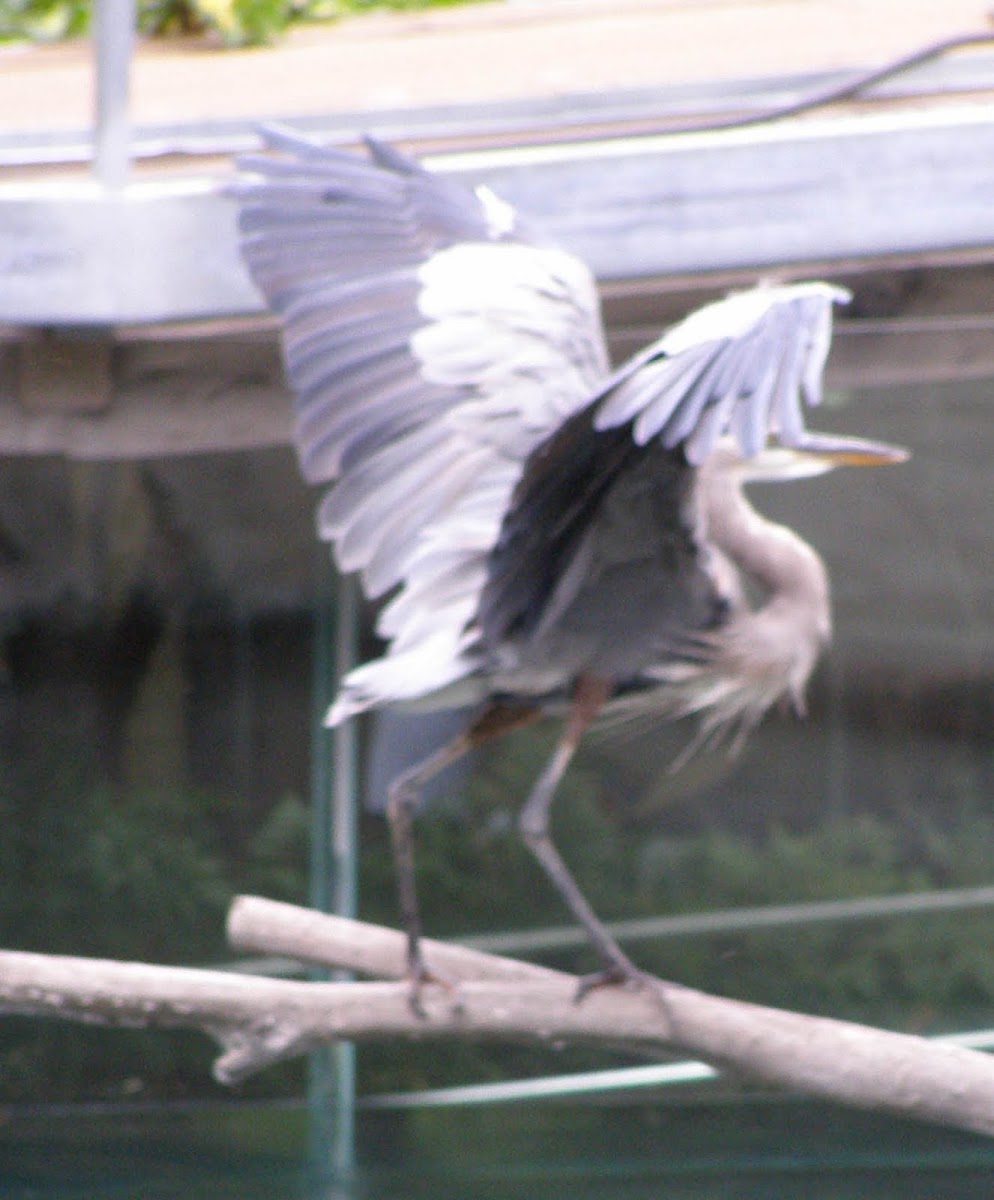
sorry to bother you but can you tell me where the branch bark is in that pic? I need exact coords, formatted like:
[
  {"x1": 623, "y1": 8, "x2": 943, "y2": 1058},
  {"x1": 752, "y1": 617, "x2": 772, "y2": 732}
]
[{"x1": 1, "y1": 894, "x2": 993, "y2": 1138}]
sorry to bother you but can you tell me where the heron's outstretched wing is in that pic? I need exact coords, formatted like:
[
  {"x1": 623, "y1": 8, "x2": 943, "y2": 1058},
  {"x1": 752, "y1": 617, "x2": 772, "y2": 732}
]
[
  {"x1": 479, "y1": 285, "x2": 852, "y2": 652},
  {"x1": 592, "y1": 282, "x2": 851, "y2": 463},
  {"x1": 233, "y1": 129, "x2": 610, "y2": 710}
]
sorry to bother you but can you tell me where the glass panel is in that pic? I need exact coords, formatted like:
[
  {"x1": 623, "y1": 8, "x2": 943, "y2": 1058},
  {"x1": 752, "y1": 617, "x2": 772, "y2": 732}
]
[
  {"x1": 1, "y1": 352, "x2": 992, "y2": 1192},
  {"x1": 0, "y1": 446, "x2": 318, "y2": 1102}
]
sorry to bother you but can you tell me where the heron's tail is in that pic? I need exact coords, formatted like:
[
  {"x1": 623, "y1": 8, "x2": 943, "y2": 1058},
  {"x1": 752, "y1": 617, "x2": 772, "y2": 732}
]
[{"x1": 325, "y1": 631, "x2": 480, "y2": 726}]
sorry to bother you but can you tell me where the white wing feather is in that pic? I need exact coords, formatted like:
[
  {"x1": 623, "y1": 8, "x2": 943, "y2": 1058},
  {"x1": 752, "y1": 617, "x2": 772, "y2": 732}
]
[
  {"x1": 235, "y1": 130, "x2": 610, "y2": 721},
  {"x1": 594, "y1": 282, "x2": 850, "y2": 465}
]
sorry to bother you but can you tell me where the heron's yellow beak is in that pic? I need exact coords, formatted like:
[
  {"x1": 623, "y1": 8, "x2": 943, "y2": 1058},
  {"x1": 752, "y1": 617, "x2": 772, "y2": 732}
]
[
  {"x1": 825, "y1": 446, "x2": 909, "y2": 467},
  {"x1": 797, "y1": 433, "x2": 909, "y2": 466},
  {"x1": 741, "y1": 436, "x2": 908, "y2": 483}
]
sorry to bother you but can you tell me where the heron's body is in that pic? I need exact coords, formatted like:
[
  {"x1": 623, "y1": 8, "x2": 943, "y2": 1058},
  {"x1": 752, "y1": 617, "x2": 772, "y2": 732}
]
[{"x1": 233, "y1": 129, "x2": 906, "y2": 987}]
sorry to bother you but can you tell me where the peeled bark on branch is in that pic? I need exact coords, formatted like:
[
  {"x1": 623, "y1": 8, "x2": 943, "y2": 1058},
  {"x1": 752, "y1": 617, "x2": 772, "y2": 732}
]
[{"x1": 0, "y1": 894, "x2": 992, "y2": 1137}]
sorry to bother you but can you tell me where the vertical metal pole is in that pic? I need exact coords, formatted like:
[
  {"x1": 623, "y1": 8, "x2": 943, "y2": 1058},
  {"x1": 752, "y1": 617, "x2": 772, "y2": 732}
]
[
  {"x1": 309, "y1": 561, "x2": 359, "y2": 1182},
  {"x1": 825, "y1": 649, "x2": 847, "y2": 823},
  {"x1": 93, "y1": 0, "x2": 135, "y2": 188}
]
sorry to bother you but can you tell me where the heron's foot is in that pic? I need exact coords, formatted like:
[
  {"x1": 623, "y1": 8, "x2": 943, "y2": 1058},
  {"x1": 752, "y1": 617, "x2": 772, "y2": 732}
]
[
  {"x1": 575, "y1": 963, "x2": 674, "y2": 1027},
  {"x1": 405, "y1": 944, "x2": 464, "y2": 1018},
  {"x1": 574, "y1": 961, "x2": 653, "y2": 1003}
]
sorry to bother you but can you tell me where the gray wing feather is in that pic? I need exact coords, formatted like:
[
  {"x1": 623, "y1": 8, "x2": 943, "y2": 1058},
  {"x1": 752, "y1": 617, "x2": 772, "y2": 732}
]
[
  {"x1": 594, "y1": 284, "x2": 850, "y2": 466},
  {"x1": 631, "y1": 345, "x2": 729, "y2": 447},
  {"x1": 234, "y1": 127, "x2": 610, "y2": 708}
]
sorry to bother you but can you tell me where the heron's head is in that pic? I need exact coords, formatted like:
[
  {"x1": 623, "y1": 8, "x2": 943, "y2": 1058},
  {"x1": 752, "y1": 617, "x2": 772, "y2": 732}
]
[{"x1": 736, "y1": 433, "x2": 908, "y2": 484}]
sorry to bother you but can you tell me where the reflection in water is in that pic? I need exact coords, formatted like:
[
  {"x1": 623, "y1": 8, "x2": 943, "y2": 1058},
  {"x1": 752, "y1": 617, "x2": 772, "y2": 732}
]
[{"x1": 3, "y1": 1098, "x2": 994, "y2": 1199}]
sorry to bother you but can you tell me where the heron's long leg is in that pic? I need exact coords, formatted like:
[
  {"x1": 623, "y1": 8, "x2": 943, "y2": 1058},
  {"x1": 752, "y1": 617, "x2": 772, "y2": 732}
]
[
  {"x1": 517, "y1": 676, "x2": 642, "y2": 986},
  {"x1": 387, "y1": 737, "x2": 471, "y2": 989},
  {"x1": 386, "y1": 702, "x2": 540, "y2": 995}
]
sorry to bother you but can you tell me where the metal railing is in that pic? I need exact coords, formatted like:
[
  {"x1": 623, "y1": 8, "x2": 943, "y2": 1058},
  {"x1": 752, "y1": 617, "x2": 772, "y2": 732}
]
[{"x1": 92, "y1": 0, "x2": 134, "y2": 187}]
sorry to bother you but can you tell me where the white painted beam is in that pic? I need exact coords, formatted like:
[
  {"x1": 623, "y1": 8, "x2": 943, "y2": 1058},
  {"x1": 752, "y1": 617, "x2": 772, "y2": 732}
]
[{"x1": 1, "y1": 102, "x2": 993, "y2": 326}]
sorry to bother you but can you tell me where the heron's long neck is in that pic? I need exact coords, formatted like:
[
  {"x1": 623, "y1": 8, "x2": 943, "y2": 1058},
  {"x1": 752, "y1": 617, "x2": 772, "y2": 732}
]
[
  {"x1": 636, "y1": 466, "x2": 832, "y2": 735},
  {"x1": 702, "y1": 470, "x2": 831, "y2": 649}
]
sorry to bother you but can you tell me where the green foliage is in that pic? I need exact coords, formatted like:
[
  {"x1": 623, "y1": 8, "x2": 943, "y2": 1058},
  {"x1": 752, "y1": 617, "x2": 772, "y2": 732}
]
[
  {"x1": 1, "y1": 0, "x2": 484, "y2": 46},
  {"x1": 353, "y1": 737, "x2": 994, "y2": 1096},
  {"x1": 0, "y1": 779, "x2": 310, "y2": 1101},
  {"x1": 242, "y1": 791, "x2": 310, "y2": 901},
  {"x1": 0, "y1": 0, "x2": 88, "y2": 39},
  {"x1": 1, "y1": 784, "x2": 224, "y2": 963},
  {"x1": 630, "y1": 815, "x2": 994, "y2": 1028},
  {"x1": 139, "y1": 0, "x2": 293, "y2": 46},
  {"x1": 4, "y1": 735, "x2": 994, "y2": 1102}
]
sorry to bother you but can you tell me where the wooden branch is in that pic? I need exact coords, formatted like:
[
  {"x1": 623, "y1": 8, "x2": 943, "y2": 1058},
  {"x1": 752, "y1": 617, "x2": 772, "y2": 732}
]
[
  {"x1": 226, "y1": 894, "x2": 565, "y2": 984},
  {"x1": 2, "y1": 894, "x2": 994, "y2": 1138}
]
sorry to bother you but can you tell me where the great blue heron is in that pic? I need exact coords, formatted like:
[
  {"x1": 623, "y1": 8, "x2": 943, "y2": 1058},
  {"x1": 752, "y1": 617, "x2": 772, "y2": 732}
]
[{"x1": 233, "y1": 128, "x2": 907, "y2": 993}]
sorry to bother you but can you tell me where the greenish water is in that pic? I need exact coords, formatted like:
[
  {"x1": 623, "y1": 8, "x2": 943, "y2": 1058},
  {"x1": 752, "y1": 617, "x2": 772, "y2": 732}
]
[{"x1": 4, "y1": 1098, "x2": 994, "y2": 1199}]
